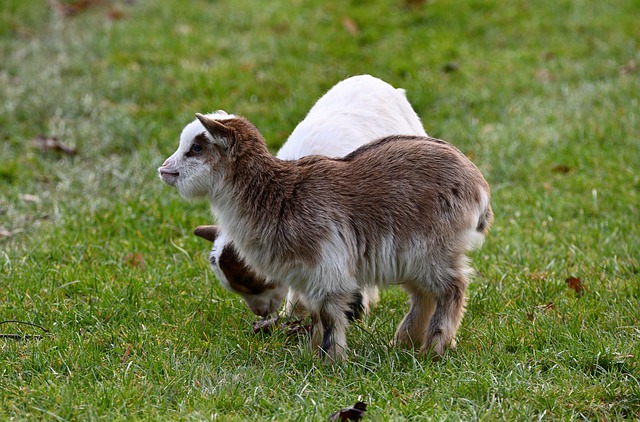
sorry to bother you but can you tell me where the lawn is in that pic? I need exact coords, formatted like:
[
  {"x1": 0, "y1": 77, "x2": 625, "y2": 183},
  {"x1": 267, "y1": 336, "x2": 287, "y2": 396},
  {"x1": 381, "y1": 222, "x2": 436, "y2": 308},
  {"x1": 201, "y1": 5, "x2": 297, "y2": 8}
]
[{"x1": 1, "y1": 0, "x2": 639, "y2": 420}]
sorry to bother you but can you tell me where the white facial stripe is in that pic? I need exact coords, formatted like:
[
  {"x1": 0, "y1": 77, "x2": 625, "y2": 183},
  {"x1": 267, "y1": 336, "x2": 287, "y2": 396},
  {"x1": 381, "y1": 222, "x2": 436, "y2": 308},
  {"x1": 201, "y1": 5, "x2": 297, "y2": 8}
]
[{"x1": 177, "y1": 112, "x2": 236, "y2": 155}]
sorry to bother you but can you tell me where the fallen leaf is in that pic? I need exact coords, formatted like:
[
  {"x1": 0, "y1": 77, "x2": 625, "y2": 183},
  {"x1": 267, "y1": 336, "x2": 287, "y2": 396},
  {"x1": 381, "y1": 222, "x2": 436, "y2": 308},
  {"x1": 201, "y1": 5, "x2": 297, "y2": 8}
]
[
  {"x1": 33, "y1": 136, "x2": 77, "y2": 156},
  {"x1": 107, "y1": 7, "x2": 126, "y2": 20},
  {"x1": 252, "y1": 316, "x2": 312, "y2": 336},
  {"x1": 121, "y1": 344, "x2": 132, "y2": 363},
  {"x1": 551, "y1": 164, "x2": 573, "y2": 174},
  {"x1": 566, "y1": 276, "x2": 585, "y2": 296},
  {"x1": 342, "y1": 17, "x2": 359, "y2": 35},
  {"x1": 253, "y1": 316, "x2": 279, "y2": 334},
  {"x1": 122, "y1": 252, "x2": 145, "y2": 269},
  {"x1": 539, "y1": 302, "x2": 555, "y2": 311},
  {"x1": 48, "y1": 0, "x2": 93, "y2": 17},
  {"x1": 282, "y1": 319, "x2": 312, "y2": 336},
  {"x1": 329, "y1": 402, "x2": 367, "y2": 421},
  {"x1": 442, "y1": 62, "x2": 459, "y2": 73}
]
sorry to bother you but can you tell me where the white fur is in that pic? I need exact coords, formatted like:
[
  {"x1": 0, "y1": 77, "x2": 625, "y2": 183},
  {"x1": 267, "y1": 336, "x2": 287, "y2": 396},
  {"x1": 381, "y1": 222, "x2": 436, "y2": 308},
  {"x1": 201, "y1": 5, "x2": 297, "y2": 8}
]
[{"x1": 278, "y1": 74, "x2": 427, "y2": 160}]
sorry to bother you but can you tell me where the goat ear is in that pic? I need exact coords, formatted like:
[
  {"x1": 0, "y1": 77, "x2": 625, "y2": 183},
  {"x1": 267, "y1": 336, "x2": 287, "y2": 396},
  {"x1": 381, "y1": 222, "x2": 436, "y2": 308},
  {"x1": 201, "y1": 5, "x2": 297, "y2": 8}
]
[
  {"x1": 194, "y1": 225, "x2": 220, "y2": 243},
  {"x1": 195, "y1": 113, "x2": 233, "y2": 148}
]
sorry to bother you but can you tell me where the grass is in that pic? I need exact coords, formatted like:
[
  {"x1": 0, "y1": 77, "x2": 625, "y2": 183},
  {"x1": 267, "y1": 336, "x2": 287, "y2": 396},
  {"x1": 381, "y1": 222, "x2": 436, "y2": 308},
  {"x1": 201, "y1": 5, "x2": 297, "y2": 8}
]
[{"x1": 1, "y1": 0, "x2": 639, "y2": 419}]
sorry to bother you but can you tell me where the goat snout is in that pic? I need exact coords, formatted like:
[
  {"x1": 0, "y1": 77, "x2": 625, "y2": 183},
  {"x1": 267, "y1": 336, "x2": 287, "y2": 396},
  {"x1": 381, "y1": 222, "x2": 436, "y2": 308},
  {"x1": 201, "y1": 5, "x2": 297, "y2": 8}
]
[
  {"x1": 158, "y1": 159, "x2": 180, "y2": 184},
  {"x1": 248, "y1": 300, "x2": 275, "y2": 318}
]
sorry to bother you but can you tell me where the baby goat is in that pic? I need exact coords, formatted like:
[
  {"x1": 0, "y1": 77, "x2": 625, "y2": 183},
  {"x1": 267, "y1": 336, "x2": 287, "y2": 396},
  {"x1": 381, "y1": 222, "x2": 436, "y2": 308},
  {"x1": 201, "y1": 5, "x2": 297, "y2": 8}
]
[
  {"x1": 159, "y1": 113, "x2": 492, "y2": 360},
  {"x1": 192, "y1": 75, "x2": 427, "y2": 318}
]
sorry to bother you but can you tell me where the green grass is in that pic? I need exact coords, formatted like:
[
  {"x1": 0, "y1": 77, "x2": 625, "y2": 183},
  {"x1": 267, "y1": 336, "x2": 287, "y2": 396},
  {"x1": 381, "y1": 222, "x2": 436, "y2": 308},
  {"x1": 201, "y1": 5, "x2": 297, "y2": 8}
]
[{"x1": 1, "y1": 0, "x2": 639, "y2": 420}]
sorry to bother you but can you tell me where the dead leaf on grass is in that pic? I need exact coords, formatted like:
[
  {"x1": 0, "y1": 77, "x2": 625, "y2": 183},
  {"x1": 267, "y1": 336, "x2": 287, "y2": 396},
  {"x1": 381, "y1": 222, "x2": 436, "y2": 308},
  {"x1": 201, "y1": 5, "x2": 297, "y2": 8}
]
[
  {"x1": 342, "y1": 17, "x2": 359, "y2": 35},
  {"x1": 49, "y1": 0, "x2": 93, "y2": 17},
  {"x1": 107, "y1": 7, "x2": 126, "y2": 20},
  {"x1": 329, "y1": 401, "x2": 367, "y2": 421},
  {"x1": 121, "y1": 344, "x2": 132, "y2": 363},
  {"x1": 551, "y1": 164, "x2": 573, "y2": 174},
  {"x1": 252, "y1": 316, "x2": 312, "y2": 336},
  {"x1": 566, "y1": 276, "x2": 585, "y2": 296},
  {"x1": 122, "y1": 252, "x2": 145, "y2": 269},
  {"x1": 442, "y1": 62, "x2": 459, "y2": 73},
  {"x1": 253, "y1": 317, "x2": 277, "y2": 334},
  {"x1": 33, "y1": 136, "x2": 77, "y2": 156}
]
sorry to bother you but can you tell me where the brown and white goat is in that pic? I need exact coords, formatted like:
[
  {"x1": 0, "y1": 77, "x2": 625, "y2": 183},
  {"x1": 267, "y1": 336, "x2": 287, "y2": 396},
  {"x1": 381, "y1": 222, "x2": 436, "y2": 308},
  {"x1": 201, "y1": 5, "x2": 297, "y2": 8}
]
[
  {"x1": 159, "y1": 113, "x2": 492, "y2": 360},
  {"x1": 191, "y1": 75, "x2": 427, "y2": 318}
]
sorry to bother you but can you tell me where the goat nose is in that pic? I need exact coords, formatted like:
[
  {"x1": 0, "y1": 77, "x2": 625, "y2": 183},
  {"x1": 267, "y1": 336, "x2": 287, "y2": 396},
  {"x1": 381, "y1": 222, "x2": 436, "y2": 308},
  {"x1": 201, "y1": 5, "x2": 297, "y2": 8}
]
[
  {"x1": 161, "y1": 157, "x2": 175, "y2": 168},
  {"x1": 250, "y1": 303, "x2": 270, "y2": 317}
]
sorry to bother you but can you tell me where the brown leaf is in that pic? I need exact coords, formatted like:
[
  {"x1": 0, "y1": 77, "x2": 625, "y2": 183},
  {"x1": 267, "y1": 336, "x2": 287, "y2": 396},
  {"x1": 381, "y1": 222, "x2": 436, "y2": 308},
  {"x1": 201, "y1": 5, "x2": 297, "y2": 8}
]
[
  {"x1": 566, "y1": 276, "x2": 585, "y2": 296},
  {"x1": 48, "y1": 0, "x2": 93, "y2": 17},
  {"x1": 282, "y1": 319, "x2": 312, "y2": 336},
  {"x1": 121, "y1": 344, "x2": 132, "y2": 363},
  {"x1": 342, "y1": 17, "x2": 359, "y2": 35},
  {"x1": 253, "y1": 316, "x2": 279, "y2": 334},
  {"x1": 252, "y1": 316, "x2": 311, "y2": 336},
  {"x1": 442, "y1": 62, "x2": 459, "y2": 73},
  {"x1": 107, "y1": 7, "x2": 126, "y2": 20},
  {"x1": 539, "y1": 302, "x2": 555, "y2": 311},
  {"x1": 33, "y1": 136, "x2": 77, "y2": 156},
  {"x1": 329, "y1": 402, "x2": 367, "y2": 421},
  {"x1": 551, "y1": 164, "x2": 573, "y2": 174},
  {"x1": 122, "y1": 252, "x2": 145, "y2": 269}
]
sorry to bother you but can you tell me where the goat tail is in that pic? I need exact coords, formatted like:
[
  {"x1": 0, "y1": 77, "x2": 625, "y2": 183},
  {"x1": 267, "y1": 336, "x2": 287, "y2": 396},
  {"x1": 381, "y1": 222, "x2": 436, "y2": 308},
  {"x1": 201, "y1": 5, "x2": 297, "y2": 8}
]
[{"x1": 476, "y1": 195, "x2": 494, "y2": 235}]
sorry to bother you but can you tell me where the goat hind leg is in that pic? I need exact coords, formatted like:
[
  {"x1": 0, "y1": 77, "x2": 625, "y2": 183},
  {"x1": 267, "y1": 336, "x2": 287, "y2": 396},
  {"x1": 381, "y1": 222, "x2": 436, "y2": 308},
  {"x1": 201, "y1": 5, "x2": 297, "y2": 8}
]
[
  {"x1": 393, "y1": 288, "x2": 436, "y2": 349},
  {"x1": 421, "y1": 272, "x2": 468, "y2": 357}
]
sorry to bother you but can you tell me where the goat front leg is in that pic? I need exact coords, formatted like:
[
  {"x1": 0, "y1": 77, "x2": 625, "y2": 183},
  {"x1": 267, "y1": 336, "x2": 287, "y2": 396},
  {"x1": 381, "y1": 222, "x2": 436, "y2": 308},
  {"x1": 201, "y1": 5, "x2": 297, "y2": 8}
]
[{"x1": 310, "y1": 291, "x2": 358, "y2": 362}]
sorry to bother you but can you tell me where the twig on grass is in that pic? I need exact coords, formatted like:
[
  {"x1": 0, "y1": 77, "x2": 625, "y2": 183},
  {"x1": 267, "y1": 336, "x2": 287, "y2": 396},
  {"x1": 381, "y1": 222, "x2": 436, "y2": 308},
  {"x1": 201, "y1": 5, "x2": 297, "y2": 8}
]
[{"x1": 0, "y1": 320, "x2": 50, "y2": 340}]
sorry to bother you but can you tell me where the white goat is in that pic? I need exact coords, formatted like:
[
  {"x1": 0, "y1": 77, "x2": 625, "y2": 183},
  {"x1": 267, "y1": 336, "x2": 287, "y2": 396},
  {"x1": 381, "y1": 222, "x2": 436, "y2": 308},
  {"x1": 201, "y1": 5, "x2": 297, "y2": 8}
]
[
  {"x1": 191, "y1": 75, "x2": 427, "y2": 318},
  {"x1": 159, "y1": 110, "x2": 492, "y2": 361}
]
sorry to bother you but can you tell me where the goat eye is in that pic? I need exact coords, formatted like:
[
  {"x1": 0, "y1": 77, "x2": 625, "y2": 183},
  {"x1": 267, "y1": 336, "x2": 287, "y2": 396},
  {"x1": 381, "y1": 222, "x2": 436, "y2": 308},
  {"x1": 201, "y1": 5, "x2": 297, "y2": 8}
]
[{"x1": 190, "y1": 144, "x2": 203, "y2": 153}]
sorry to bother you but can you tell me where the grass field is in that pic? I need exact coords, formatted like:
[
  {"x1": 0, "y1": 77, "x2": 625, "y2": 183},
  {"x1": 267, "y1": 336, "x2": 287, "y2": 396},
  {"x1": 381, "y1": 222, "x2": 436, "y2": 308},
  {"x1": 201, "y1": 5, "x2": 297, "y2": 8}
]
[{"x1": 1, "y1": 0, "x2": 639, "y2": 420}]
